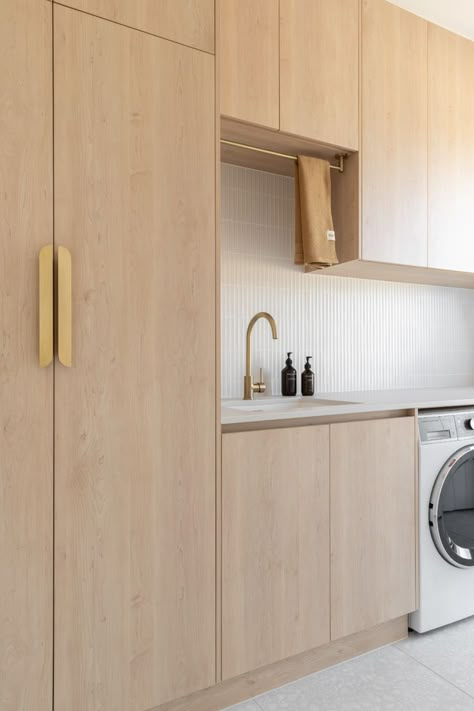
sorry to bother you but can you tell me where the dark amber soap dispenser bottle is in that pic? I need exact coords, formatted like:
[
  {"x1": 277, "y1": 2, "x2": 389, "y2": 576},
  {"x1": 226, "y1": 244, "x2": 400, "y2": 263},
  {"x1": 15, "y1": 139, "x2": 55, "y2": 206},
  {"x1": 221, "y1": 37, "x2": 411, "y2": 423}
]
[
  {"x1": 301, "y1": 356, "x2": 315, "y2": 397},
  {"x1": 281, "y1": 352, "x2": 297, "y2": 396}
]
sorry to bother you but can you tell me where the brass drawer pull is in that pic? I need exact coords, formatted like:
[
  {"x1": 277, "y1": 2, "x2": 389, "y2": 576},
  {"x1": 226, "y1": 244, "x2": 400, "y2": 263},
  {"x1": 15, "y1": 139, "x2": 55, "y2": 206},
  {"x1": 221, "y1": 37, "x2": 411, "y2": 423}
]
[
  {"x1": 39, "y1": 244, "x2": 53, "y2": 367},
  {"x1": 58, "y1": 245, "x2": 72, "y2": 367}
]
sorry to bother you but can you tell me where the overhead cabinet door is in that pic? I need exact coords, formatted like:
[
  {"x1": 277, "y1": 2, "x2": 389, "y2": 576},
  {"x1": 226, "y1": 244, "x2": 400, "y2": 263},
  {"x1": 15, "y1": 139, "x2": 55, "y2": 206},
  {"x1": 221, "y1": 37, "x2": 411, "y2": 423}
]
[
  {"x1": 53, "y1": 7, "x2": 216, "y2": 710},
  {"x1": 53, "y1": 0, "x2": 215, "y2": 52},
  {"x1": 280, "y1": 0, "x2": 359, "y2": 149},
  {"x1": 0, "y1": 2, "x2": 53, "y2": 709},
  {"x1": 361, "y1": 0, "x2": 428, "y2": 266},
  {"x1": 219, "y1": 0, "x2": 279, "y2": 128},
  {"x1": 428, "y1": 25, "x2": 474, "y2": 273}
]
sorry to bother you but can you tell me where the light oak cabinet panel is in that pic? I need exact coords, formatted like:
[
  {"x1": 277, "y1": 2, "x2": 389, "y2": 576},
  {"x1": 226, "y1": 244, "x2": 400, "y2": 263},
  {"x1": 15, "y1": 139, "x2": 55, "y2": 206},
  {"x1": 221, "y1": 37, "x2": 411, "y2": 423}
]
[
  {"x1": 0, "y1": 2, "x2": 53, "y2": 709},
  {"x1": 222, "y1": 426, "x2": 330, "y2": 680},
  {"x1": 55, "y1": 0, "x2": 215, "y2": 53},
  {"x1": 54, "y1": 7, "x2": 216, "y2": 710},
  {"x1": 280, "y1": 0, "x2": 359, "y2": 149},
  {"x1": 219, "y1": 0, "x2": 279, "y2": 129},
  {"x1": 428, "y1": 25, "x2": 474, "y2": 273},
  {"x1": 331, "y1": 417, "x2": 416, "y2": 641},
  {"x1": 361, "y1": 0, "x2": 427, "y2": 266}
]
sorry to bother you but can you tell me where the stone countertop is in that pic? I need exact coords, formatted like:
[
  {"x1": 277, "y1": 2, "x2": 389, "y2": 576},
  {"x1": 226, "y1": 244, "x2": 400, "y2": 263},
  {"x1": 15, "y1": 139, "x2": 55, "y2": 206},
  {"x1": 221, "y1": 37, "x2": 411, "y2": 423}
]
[{"x1": 221, "y1": 386, "x2": 474, "y2": 426}]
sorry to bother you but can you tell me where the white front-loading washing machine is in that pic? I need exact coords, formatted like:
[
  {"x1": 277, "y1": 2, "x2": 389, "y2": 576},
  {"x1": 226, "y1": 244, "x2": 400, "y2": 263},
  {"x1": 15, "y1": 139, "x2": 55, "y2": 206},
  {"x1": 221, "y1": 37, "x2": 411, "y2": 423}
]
[{"x1": 410, "y1": 408, "x2": 474, "y2": 633}]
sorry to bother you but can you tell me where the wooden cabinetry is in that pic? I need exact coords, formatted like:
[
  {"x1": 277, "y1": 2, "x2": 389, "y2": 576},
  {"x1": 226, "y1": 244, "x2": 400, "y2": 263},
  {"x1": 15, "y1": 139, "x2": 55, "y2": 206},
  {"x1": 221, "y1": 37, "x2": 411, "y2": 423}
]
[
  {"x1": 54, "y1": 0, "x2": 215, "y2": 52},
  {"x1": 53, "y1": 6, "x2": 216, "y2": 710},
  {"x1": 222, "y1": 426, "x2": 330, "y2": 679},
  {"x1": 0, "y1": 2, "x2": 53, "y2": 709},
  {"x1": 361, "y1": 0, "x2": 427, "y2": 267},
  {"x1": 221, "y1": 416, "x2": 416, "y2": 682},
  {"x1": 330, "y1": 417, "x2": 416, "y2": 640},
  {"x1": 220, "y1": 0, "x2": 358, "y2": 148},
  {"x1": 219, "y1": 0, "x2": 279, "y2": 129},
  {"x1": 280, "y1": 0, "x2": 359, "y2": 149},
  {"x1": 428, "y1": 25, "x2": 474, "y2": 273}
]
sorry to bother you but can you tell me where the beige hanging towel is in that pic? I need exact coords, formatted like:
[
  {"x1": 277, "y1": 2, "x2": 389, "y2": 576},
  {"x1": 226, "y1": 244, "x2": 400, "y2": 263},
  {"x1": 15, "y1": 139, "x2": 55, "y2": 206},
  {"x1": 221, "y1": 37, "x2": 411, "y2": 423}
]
[{"x1": 294, "y1": 155, "x2": 338, "y2": 271}]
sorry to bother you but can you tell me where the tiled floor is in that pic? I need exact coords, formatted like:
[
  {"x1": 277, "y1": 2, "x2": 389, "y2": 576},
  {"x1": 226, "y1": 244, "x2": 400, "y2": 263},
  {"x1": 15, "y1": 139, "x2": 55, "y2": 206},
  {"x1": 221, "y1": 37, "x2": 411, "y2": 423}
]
[{"x1": 225, "y1": 616, "x2": 474, "y2": 710}]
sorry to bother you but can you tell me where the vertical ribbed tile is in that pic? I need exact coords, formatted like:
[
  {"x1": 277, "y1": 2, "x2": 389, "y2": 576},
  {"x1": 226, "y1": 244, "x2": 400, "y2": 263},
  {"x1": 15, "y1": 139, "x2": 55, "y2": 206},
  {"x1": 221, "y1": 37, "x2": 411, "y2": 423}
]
[{"x1": 221, "y1": 164, "x2": 474, "y2": 399}]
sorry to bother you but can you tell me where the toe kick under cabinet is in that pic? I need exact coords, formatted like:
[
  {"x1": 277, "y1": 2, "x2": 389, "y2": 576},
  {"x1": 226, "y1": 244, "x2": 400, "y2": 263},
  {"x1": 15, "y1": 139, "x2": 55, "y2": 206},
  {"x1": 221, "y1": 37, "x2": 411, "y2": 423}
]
[
  {"x1": 1, "y1": 2, "x2": 216, "y2": 710},
  {"x1": 221, "y1": 416, "x2": 417, "y2": 679}
]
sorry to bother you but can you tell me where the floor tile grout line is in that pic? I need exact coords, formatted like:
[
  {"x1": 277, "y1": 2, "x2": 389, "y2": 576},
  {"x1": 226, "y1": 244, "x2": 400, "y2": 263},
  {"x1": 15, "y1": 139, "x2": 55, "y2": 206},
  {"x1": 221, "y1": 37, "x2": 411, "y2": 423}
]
[{"x1": 392, "y1": 643, "x2": 474, "y2": 701}]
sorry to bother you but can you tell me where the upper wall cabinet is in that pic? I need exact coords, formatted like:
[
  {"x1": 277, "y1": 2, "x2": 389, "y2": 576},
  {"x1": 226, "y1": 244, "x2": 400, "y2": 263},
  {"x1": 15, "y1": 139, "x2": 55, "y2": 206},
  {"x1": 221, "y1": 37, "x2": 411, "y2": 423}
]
[
  {"x1": 55, "y1": 0, "x2": 215, "y2": 52},
  {"x1": 280, "y1": 0, "x2": 359, "y2": 150},
  {"x1": 361, "y1": 0, "x2": 428, "y2": 267},
  {"x1": 219, "y1": 0, "x2": 279, "y2": 129},
  {"x1": 428, "y1": 25, "x2": 474, "y2": 273},
  {"x1": 219, "y1": 0, "x2": 359, "y2": 149}
]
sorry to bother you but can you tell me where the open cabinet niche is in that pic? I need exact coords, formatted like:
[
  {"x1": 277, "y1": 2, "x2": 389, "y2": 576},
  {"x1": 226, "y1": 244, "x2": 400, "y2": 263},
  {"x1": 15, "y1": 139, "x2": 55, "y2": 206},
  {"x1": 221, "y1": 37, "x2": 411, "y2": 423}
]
[{"x1": 220, "y1": 117, "x2": 360, "y2": 271}]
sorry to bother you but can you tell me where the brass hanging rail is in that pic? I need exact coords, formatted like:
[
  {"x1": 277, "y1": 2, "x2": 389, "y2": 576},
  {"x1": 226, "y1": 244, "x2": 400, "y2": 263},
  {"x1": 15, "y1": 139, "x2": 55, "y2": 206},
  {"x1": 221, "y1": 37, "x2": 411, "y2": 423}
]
[{"x1": 220, "y1": 139, "x2": 347, "y2": 173}]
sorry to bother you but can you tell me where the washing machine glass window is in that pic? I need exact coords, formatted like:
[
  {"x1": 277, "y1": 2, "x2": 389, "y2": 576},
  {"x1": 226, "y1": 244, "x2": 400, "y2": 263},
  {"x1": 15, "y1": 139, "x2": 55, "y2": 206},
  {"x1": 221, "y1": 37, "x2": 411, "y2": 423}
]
[{"x1": 430, "y1": 444, "x2": 474, "y2": 568}]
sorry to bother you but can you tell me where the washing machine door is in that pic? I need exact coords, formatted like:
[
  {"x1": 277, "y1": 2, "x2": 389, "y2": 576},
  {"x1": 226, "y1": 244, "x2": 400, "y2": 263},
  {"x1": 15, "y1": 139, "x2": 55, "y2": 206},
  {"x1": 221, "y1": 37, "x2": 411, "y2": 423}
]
[{"x1": 430, "y1": 444, "x2": 474, "y2": 568}]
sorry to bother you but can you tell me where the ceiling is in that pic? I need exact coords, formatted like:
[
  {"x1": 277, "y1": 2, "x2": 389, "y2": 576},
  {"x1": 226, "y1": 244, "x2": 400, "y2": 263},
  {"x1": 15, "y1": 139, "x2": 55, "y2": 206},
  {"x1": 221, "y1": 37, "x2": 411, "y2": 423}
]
[{"x1": 389, "y1": 0, "x2": 474, "y2": 40}]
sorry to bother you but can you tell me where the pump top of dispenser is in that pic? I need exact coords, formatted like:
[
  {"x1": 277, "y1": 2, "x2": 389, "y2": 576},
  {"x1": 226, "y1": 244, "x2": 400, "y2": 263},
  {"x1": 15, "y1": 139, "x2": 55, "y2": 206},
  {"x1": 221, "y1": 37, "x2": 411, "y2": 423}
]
[
  {"x1": 286, "y1": 352, "x2": 293, "y2": 366},
  {"x1": 304, "y1": 356, "x2": 312, "y2": 370}
]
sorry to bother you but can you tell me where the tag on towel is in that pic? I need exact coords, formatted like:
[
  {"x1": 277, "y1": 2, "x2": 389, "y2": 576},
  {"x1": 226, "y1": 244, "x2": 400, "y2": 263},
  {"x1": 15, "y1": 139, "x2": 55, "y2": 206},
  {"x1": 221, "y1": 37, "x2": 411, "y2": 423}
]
[{"x1": 327, "y1": 230, "x2": 336, "y2": 242}]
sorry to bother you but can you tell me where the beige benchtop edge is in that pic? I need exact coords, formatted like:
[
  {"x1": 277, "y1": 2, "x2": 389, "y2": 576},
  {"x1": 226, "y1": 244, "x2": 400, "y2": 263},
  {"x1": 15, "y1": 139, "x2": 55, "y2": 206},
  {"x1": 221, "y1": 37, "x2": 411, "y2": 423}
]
[{"x1": 221, "y1": 386, "x2": 474, "y2": 430}]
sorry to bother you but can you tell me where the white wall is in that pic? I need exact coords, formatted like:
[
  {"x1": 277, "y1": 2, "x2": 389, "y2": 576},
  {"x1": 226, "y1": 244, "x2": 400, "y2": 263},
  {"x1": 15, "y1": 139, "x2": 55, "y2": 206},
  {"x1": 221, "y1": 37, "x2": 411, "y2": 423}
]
[
  {"x1": 221, "y1": 164, "x2": 474, "y2": 399},
  {"x1": 388, "y1": 0, "x2": 474, "y2": 40}
]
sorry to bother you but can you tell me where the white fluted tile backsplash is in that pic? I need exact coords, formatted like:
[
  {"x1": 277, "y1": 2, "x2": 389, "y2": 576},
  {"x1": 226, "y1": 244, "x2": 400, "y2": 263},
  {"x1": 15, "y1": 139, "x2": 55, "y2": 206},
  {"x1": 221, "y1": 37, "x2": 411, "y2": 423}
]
[{"x1": 221, "y1": 163, "x2": 474, "y2": 399}]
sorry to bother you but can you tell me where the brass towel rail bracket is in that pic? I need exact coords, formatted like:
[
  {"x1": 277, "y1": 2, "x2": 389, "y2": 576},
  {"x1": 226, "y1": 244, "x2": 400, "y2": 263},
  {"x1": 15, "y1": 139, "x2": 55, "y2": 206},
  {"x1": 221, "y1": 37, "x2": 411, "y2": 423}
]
[{"x1": 220, "y1": 139, "x2": 347, "y2": 173}]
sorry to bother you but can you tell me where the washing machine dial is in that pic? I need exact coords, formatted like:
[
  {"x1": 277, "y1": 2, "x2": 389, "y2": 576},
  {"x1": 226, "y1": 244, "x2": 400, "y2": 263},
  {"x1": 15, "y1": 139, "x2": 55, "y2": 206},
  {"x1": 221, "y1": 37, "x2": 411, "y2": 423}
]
[{"x1": 465, "y1": 419, "x2": 474, "y2": 430}]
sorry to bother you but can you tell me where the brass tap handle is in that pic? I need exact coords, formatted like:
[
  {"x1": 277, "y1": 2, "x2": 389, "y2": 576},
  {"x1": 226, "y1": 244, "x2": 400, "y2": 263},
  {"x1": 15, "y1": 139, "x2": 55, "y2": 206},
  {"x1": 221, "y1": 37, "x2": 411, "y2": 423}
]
[{"x1": 254, "y1": 368, "x2": 266, "y2": 394}]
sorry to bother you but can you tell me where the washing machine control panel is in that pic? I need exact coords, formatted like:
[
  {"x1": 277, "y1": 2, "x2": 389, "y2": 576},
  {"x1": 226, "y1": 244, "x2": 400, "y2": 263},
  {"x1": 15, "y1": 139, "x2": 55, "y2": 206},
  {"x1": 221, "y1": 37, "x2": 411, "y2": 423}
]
[
  {"x1": 455, "y1": 411, "x2": 474, "y2": 439},
  {"x1": 419, "y1": 414, "x2": 457, "y2": 443},
  {"x1": 419, "y1": 409, "x2": 474, "y2": 443}
]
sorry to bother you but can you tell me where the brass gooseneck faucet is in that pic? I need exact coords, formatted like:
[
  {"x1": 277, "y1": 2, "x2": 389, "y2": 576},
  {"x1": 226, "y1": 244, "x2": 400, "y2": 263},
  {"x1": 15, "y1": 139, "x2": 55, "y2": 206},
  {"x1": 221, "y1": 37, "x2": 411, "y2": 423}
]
[{"x1": 243, "y1": 312, "x2": 278, "y2": 400}]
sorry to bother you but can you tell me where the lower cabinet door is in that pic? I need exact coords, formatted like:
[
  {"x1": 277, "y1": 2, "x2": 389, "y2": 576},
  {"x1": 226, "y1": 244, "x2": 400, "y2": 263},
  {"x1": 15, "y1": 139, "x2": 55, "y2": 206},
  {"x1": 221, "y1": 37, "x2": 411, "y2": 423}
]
[
  {"x1": 222, "y1": 426, "x2": 330, "y2": 680},
  {"x1": 330, "y1": 417, "x2": 416, "y2": 640}
]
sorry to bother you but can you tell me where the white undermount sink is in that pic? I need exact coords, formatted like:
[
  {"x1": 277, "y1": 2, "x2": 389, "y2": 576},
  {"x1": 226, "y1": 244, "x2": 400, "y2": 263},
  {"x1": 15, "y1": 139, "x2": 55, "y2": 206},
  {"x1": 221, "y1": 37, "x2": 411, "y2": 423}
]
[{"x1": 225, "y1": 397, "x2": 359, "y2": 413}]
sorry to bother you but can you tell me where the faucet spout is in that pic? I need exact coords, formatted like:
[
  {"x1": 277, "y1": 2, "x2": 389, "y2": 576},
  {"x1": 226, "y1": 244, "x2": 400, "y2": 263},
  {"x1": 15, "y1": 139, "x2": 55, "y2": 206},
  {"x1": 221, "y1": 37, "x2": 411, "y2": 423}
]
[{"x1": 244, "y1": 312, "x2": 278, "y2": 400}]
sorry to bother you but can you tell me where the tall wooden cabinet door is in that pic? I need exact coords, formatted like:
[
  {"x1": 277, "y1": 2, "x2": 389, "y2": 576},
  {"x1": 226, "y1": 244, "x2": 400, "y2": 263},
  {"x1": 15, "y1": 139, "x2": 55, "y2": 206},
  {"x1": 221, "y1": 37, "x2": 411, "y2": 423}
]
[
  {"x1": 280, "y1": 0, "x2": 359, "y2": 149},
  {"x1": 0, "y1": 2, "x2": 53, "y2": 710},
  {"x1": 222, "y1": 426, "x2": 330, "y2": 680},
  {"x1": 361, "y1": 0, "x2": 427, "y2": 266},
  {"x1": 428, "y1": 25, "x2": 474, "y2": 272},
  {"x1": 53, "y1": 7, "x2": 216, "y2": 710},
  {"x1": 53, "y1": 0, "x2": 215, "y2": 52},
  {"x1": 330, "y1": 418, "x2": 416, "y2": 641},
  {"x1": 219, "y1": 0, "x2": 279, "y2": 129}
]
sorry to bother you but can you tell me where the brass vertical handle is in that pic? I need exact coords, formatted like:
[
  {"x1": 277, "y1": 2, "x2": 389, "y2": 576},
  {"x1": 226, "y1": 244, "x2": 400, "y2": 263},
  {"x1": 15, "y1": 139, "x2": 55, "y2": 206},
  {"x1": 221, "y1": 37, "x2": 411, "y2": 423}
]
[
  {"x1": 58, "y1": 246, "x2": 72, "y2": 367},
  {"x1": 39, "y1": 245, "x2": 54, "y2": 367}
]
